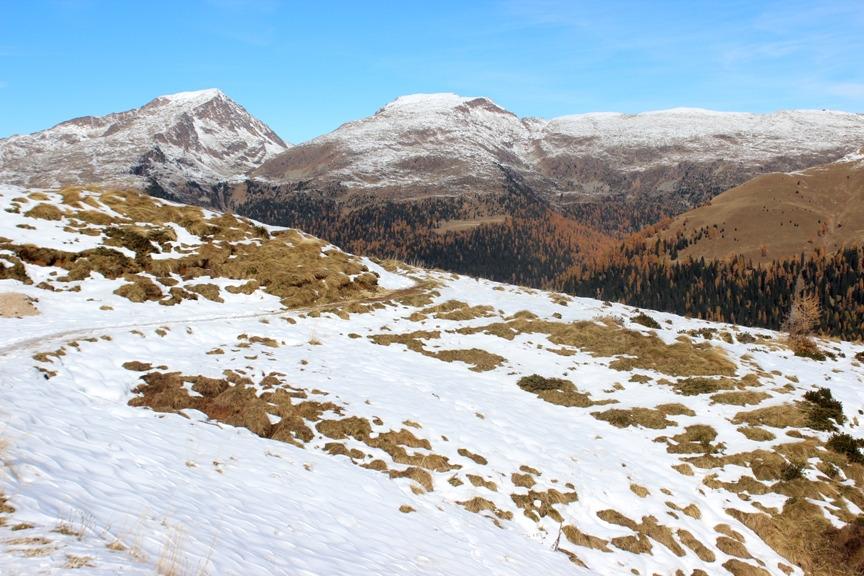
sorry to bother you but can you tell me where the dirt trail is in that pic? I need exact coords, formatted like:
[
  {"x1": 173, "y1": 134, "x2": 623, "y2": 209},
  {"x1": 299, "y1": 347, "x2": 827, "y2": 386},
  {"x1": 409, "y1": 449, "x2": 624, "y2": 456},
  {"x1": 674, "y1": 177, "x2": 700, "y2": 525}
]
[{"x1": 0, "y1": 279, "x2": 434, "y2": 359}]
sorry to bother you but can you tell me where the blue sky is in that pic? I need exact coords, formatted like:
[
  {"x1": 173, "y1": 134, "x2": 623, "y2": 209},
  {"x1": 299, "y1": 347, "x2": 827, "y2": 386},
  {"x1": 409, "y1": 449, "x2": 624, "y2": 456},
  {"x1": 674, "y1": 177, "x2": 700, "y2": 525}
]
[{"x1": 1, "y1": 0, "x2": 863, "y2": 143}]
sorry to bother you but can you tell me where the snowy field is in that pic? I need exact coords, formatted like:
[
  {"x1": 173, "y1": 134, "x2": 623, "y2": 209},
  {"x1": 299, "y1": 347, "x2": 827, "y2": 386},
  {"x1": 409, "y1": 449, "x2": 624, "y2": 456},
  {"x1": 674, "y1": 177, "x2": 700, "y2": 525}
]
[{"x1": 1, "y1": 185, "x2": 862, "y2": 575}]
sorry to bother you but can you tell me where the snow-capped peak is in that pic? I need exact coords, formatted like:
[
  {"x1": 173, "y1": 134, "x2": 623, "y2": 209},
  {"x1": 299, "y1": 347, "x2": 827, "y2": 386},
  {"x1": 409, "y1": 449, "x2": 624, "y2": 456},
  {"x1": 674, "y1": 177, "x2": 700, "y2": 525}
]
[
  {"x1": 377, "y1": 92, "x2": 513, "y2": 117},
  {"x1": 0, "y1": 89, "x2": 289, "y2": 199}
]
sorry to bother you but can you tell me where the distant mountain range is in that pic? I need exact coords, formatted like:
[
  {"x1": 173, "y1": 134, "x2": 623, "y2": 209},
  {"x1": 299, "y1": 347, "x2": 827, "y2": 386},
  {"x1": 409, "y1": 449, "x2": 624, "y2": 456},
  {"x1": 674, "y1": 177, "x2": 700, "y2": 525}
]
[
  {"x1": 1, "y1": 88, "x2": 863, "y2": 290},
  {"x1": 255, "y1": 93, "x2": 864, "y2": 220}
]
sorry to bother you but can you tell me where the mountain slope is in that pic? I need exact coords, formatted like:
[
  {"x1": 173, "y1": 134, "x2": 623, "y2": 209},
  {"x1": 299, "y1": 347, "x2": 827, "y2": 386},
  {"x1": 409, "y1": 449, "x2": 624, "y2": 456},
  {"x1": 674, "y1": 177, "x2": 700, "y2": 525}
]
[
  {"x1": 238, "y1": 94, "x2": 864, "y2": 287},
  {"x1": 0, "y1": 89, "x2": 288, "y2": 204},
  {"x1": 1, "y1": 185, "x2": 864, "y2": 575},
  {"x1": 655, "y1": 150, "x2": 864, "y2": 263},
  {"x1": 559, "y1": 152, "x2": 864, "y2": 339}
]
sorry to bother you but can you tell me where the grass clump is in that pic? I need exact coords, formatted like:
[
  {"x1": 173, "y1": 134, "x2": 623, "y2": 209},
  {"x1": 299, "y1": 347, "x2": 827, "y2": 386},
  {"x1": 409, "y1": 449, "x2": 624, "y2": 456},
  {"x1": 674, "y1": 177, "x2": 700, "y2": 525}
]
[
  {"x1": 25, "y1": 203, "x2": 63, "y2": 220},
  {"x1": 459, "y1": 317, "x2": 736, "y2": 377},
  {"x1": 516, "y1": 374, "x2": 603, "y2": 408},
  {"x1": 592, "y1": 404, "x2": 694, "y2": 429},
  {"x1": 826, "y1": 433, "x2": 864, "y2": 464}
]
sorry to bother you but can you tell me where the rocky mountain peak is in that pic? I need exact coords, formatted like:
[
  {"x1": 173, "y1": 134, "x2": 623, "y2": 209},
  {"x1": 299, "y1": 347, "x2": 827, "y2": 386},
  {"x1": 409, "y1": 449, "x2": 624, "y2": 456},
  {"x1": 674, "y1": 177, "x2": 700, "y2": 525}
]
[{"x1": 0, "y1": 89, "x2": 288, "y2": 203}]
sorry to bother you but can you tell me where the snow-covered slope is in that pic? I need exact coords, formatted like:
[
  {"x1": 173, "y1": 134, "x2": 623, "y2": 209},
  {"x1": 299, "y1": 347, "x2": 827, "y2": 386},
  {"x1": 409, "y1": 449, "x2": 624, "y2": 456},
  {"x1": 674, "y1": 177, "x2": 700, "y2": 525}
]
[
  {"x1": 0, "y1": 89, "x2": 288, "y2": 203},
  {"x1": 1, "y1": 185, "x2": 863, "y2": 575},
  {"x1": 255, "y1": 93, "x2": 864, "y2": 203}
]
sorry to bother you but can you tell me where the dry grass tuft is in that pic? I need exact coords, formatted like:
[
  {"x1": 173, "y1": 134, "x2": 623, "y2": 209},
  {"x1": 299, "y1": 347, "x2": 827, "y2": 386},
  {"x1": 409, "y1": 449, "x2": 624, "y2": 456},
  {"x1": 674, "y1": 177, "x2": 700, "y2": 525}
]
[
  {"x1": 516, "y1": 374, "x2": 608, "y2": 408},
  {"x1": 732, "y1": 404, "x2": 809, "y2": 429},
  {"x1": 562, "y1": 525, "x2": 610, "y2": 552},
  {"x1": 678, "y1": 528, "x2": 716, "y2": 562},
  {"x1": 459, "y1": 317, "x2": 736, "y2": 376},
  {"x1": 370, "y1": 330, "x2": 504, "y2": 371},
  {"x1": 457, "y1": 448, "x2": 487, "y2": 465},
  {"x1": 64, "y1": 554, "x2": 95, "y2": 569},
  {"x1": 410, "y1": 299, "x2": 495, "y2": 321},
  {"x1": 629, "y1": 483, "x2": 649, "y2": 497},
  {"x1": 711, "y1": 391, "x2": 771, "y2": 406},
  {"x1": 511, "y1": 489, "x2": 578, "y2": 523},
  {"x1": 25, "y1": 203, "x2": 64, "y2": 221},
  {"x1": 592, "y1": 403, "x2": 695, "y2": 429},
  {"x1": 458, "y1": 497, "x2": 513, "y2": 522},
  {"x1": 738, "y1": 426, "x2": 776, "y2": 441}
]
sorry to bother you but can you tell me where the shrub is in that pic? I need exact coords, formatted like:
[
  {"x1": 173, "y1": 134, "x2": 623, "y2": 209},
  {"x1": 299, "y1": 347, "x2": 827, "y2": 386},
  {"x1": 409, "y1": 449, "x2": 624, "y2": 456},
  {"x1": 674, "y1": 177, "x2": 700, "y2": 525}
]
[
  {"x1": 826, "y1": 433, "x2": 864, "y2": 464},
  {"x1": 632, "y1": 312, "x2": 661, "y2": 329},
  {"x1": 780, "y1": 461, "x2": 806, "y2": 481},
  {"x1": 856, "y1": 351, "x2": 864, "y2": 363},
  {"x1": 803, "y1": 387, "x2": 845, "y2": 431},
  {"x1": 736, "y1": 332, "x2": 757, "y2": 344},
  {"x1": 791, "y1": 337, "x2": 827, "y2": 361}
]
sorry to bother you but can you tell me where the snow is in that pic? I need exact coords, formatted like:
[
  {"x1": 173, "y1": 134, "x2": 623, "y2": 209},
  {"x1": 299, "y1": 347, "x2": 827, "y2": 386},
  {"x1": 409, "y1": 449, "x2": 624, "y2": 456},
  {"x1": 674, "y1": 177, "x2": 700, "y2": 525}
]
[
  {"x1": 0, "y1": 89, "x2": 289, "y2": 192},
  {"x1": 1, "y1": 185, "x2": 863, "y2": 575},
  {"x1": 259, "y1": 92, "x2": 864, "y2": 192}
]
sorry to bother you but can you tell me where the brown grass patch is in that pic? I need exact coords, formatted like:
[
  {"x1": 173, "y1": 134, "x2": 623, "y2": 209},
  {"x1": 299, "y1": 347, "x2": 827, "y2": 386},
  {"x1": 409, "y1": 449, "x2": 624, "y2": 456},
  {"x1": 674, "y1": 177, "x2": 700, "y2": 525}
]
[
  {"x1": 411, "y1": 299, "x2": 495, "y2": 321},
  {"x1": 722, "y1": 559, "x2": 772, "y2": 576},
  {"x1": 467, "y1": 474, "x2": 498, "y2": 491},
  {"x1": 677, "y1": 528, "x2": 716, "y2": 562},
  {"x1": 511, "y1": 489, "x2": 578, "y2": 523},
  {"x1": 592, "y1": 403, "x2": 695, "y2": 429},
  {"x1": 629, "y1": 483, "x2": 649, "y2": 497},
  {"x1": 729, "y1": 497, "x2": 859, "y2": 576},
  {"x1": 459, "y1": 317, "x2": 735, "y2": 376},
  {"x1": 711, "y1": 391, "x2": 771, "y2": 406},
  {"x1": 64, "y1": 554, "x2": 95, "y2": 569},
  {"x1": 512, "y1": 473, "x2": 536, "y2": 489},
  {"x1": 562, "y1": 525, "x2": 610, "y2": 552},
  {"x1": 732, "y1": 404, "x2": 809, "y2": 429},
  {"x1": 25, "y1": 203, "x2": 64, "y2": 220},
  {"x1": 370, "y1": 330, "x2": 504, "y2": 371},
  {"x1": 738, "y1": 426, "x2": 776, "y2": 441},
  {"x1": 666, "y1": 424, "x2": 724, "y2": 455},
  {"x1": 457, "y1": 448, "x2": 487, "y2": 465},
  {"x1": 122, "y1": 360, "x2": 152, "y2": 372},
  {"x1": 516, "y1": 374, "x2": 609, "y2": 408},
  {"x1": 5, "y1": 188, "x2": 385, "y2": 309},
  {"x1": 458, "y1": 497, "x2": 513, "y2": 522}
]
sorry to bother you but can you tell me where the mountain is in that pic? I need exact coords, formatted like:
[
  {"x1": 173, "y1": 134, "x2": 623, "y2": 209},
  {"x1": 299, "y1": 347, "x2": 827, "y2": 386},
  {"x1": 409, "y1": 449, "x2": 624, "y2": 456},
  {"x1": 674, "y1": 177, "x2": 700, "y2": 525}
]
[
  {"x1": 235, "y1": 95, "x2": 864, "y2": 287},
  {"x1": 2, "y1": 183, "x2": 864, "y2": 575},
  {"x1": 559, "y1": 151, "x2": 864, "y2": 339},
  {"x1": 0, "y1": 89, "x2": 288, "y2": 204},
  {"x1": 654, "y1": 149, "x2": 864, "y2": 263},
  {"x1": 3, "y1": 91, "x2": 863, "y2": 290},
  {"x1": 252, "y1": 94, "x2": 864, "y2": 230}
]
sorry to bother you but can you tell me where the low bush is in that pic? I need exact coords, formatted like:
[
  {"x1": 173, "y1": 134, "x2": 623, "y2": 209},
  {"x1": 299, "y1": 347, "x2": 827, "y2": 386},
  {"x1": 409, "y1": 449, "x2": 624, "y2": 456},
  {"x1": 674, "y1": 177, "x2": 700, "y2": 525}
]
[
  {"x1": 803, "y1": 387, "x2": 845, "y2": 431},
  {"x1": 632, "y1": 312, "x2": 661, "y2": 329},
  {"x1": 780, "y1": 461, "x2": 806, "y2": 481},
  {"x1": 826, "y1": 433, "x2": 864, "y2": 464}
]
